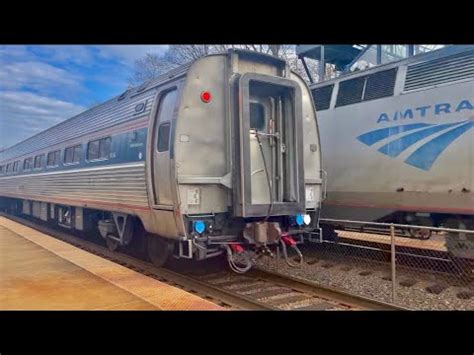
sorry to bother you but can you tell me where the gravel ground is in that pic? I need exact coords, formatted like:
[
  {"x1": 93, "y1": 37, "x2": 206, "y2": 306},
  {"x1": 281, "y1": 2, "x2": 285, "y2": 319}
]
[{"x1": 255, "y1": 251, "x2": 474, "y2": 310}]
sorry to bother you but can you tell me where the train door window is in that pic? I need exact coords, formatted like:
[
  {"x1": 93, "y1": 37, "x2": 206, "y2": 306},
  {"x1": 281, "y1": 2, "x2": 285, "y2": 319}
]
[
  {"x1": 6, "y1": 163, "x2": 12, "y2": 174},
  {"x1": 13, "y1": 161, "x2": 20, "y2": 173},
  {"x1": 34, "y1": 154, "x2": 44, "y2": 169},
  {"x1": 23, "y1": 158, "x2": 33, "y2": 171},
  {"x1": 157, "y1": 122, "x2": 171, "y2": 152},
  {"x1": 47, "y1": 150, "x2": 60, "y2": 167},
  {"x1": 249, "y1": 102, "x2": 266, "y2": 131}
]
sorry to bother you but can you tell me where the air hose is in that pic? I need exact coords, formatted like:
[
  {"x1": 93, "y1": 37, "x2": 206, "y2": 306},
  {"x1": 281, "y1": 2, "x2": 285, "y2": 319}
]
[
  {"x1": 280, "y1": 238, "x2": 304, "y2": 267},
  {"x1": 224, "y1": 245, "x2": 253, "y2": 274}
]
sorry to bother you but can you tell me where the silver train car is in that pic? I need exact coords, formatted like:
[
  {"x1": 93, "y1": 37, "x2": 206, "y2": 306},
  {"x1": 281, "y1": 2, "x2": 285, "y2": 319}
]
[
  {"x1": 308, "y1": 45, "x2": 473, "y2": 258},
  {"x1": 0, "y1": 50, "x2": 323, "y2": 272}
]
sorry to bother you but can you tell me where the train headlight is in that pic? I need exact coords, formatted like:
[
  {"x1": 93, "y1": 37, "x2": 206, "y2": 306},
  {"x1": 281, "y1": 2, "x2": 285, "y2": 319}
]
[
  {"x1": 193, "y1": 220, "x2": 206, "y2": 234},
  {"x1": 303, "y1": 214, "x2": 311, "y2": 225}
]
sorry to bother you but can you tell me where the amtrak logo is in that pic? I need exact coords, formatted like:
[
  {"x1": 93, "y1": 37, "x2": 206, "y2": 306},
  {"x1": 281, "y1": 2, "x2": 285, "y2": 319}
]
[{"x1": 357, "y1": 120, "x2": 474, "y2": 171}]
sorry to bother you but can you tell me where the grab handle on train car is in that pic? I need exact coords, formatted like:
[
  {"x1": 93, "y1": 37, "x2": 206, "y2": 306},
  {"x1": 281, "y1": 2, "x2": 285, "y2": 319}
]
[{"x1": 321, "y1": 169, "x2": 328, "y2": 200}]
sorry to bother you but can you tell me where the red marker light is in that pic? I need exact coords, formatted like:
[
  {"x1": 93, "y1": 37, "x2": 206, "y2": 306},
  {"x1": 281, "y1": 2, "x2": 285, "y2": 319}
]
[{"x1": 200, "y1": 91, "x2": 212, "y2": 103}]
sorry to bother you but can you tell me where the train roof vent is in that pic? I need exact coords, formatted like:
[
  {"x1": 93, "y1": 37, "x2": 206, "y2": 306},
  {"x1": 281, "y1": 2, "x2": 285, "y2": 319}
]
[
  {"x1": 404, "y1": 49, "x2": 474, "y2": 91},
  {"x1": 363, "y1": 68, "x2": 398, "y2": 102},
  {"x1": 311, "y1": 84, "x2": 334, "y2": 111},
  {"x1": 335, "y1": 76, "x2": 365, "y2": 107}
]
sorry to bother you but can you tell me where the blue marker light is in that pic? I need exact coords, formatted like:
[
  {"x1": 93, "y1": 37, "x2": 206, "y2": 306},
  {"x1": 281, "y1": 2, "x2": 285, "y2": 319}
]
[
  {"x1": 193, "y1": 220, "x2": 206, "y2": 234},
  {"x1": 295, "y1": 214, "x2": 304, "y2": 226}
]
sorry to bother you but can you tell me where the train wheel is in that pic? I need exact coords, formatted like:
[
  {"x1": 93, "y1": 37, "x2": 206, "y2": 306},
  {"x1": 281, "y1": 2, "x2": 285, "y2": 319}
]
[
  {"x1": 408, "y1": 228, "x2": 432, "y2": 240},
  {"x1": 147, "y1": 234, "x2": 173, "y2": 267},
  {"x1": 105, "y1": 234, "x2": 120, "y2": 252},
  {"x1": 405, "y1": 217, "x2": 433, "y2": 240}
]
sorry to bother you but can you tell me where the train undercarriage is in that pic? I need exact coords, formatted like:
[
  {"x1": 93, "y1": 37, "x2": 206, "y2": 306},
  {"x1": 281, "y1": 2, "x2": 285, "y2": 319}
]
[{"x1": 1, "y1": 197, "x2": 318, "y2": 273}]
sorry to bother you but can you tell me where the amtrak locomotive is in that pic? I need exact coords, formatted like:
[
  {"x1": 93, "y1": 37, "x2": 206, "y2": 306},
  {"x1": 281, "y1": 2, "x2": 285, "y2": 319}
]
[
  {"x1": 306, "y1": 45, "x2": 473, "y2": 259},
  {"x1": 0, "y1": 50, "x2": 324, "y2": 272}
]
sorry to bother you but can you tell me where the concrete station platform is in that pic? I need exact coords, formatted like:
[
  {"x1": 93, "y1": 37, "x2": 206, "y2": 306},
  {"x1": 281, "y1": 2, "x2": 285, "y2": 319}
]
[{"x1": 0, "y1": 216, "x2": 223, "y2": 310}]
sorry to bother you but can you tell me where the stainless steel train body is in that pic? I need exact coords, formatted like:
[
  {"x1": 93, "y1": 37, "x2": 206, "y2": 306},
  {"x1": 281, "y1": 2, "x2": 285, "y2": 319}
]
[
  {"x1": 0, "y1": 50, "x2": 323, "y2": 269},
  {"x1": 308, "y1": 45, "x2": 473, "y2": 257}
]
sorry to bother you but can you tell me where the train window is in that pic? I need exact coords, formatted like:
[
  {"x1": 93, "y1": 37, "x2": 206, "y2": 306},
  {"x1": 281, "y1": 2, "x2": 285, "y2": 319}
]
[
  {"x1": 64, "y1": 144, "x2": 82, "y2": 164},
  {"x1": 335, "y1": 76, "x2": 365, "y2": 107},
  {"x1": 6, "y1": 163, "x2": 12, "y2": 173},
  {"x1": 88, "y1": 140, "x2": 100, "y2": 160},
  {"x1": 363, "y1": 68, "x2": 398, "y2": 102},
  {"x1": 249, "y1": 102, "x2": 266, "y2": 131},
  {"x1": 99, "y1": 137, "x2": 111, "y2": 159},
  {"x1": 87, "y1": 137, "x2": 111, "y2": 160},
  {"x1": 0, "y1": 165, "x2": 3, "y2": 174},
  {"x1": 47, "y1": 150, "x2": 61, "y2": 167},
  {"x1": 13, "y1": 161, "x2": 20, "y2": 173},
  {"x1": 23, "y1": 158, "x2": 33, "y2": 170},
  {"x1": 34, "y1": 154, "x2": 44, "y2": 169},
  {"x1": 311, "y1": 84, "x2": 334, "y2": 111},
  {"x1": 157, "y1": 122, "x2": 171, "y2": 152}
]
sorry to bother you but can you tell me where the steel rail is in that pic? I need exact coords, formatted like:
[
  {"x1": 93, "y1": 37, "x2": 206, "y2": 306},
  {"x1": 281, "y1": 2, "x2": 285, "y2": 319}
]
[{"x1": 250, "y1": 268, "x2": 409, "y2": 310}]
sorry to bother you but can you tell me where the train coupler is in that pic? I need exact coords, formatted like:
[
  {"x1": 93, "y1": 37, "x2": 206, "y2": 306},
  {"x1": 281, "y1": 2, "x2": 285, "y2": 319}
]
[
  {"x1": 255, "y1": 244, "x2": 275, "y2": 258},
  {"x1": 280, "y1": 234, "x2": 304, "y2": 267}
]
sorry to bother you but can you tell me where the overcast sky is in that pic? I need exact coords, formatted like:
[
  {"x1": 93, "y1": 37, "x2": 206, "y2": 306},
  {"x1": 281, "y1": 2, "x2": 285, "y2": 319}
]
[{"x1": 0, "y1": 45, "x2": 168, "y2": 149}]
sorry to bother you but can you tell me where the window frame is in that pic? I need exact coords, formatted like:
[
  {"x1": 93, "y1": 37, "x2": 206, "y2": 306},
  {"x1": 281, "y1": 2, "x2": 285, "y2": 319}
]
[
  {"x1": 64, "y1": 144, "x2": 82, "y2": 165},
  {"x1": 157, "y1": 122, "x2": 171, "y2": 152},
  {"x1": 33, "y1": 154, "x2": 44, "y2": 170},
  {"x1": 23, "y1": 157, "x2": 33, "y2": 171},
  {"x1": 47, "y1": 150, "x2": 61, "y2": 168},
  {"x1": 87, "y1": 137, "x2": 111, "y2": 162},
  {"x1": 12, "y1": 161, "x2": 20, "y2": 173}
]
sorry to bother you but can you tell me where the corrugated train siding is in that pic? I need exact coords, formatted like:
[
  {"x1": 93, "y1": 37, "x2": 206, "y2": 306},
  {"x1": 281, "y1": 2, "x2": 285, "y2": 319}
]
[
  {"x1": 0, "y1": 163, "x2": 149, "y2": 208},
  {"x1": 0, "y1": 62, "x2": 193, "y2": 163},
  {"x1": 0, "y1": 90, "x2": 157, "y2": 162}
]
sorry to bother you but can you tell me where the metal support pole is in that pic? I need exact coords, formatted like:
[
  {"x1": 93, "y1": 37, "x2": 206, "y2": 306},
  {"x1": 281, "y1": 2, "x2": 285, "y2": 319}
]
[
  {"x1": 300, "y1": 57, "x2": 314, "y2": 84},
  {"x1": 390, "y1": 224, "x2": 396, "y2": 303},
  {"x1": 319, "y1": 46, "x2": 325, "y2": 82},
  {"x1": 376, "y1": 45, "x2": 382, "y2": 65}
]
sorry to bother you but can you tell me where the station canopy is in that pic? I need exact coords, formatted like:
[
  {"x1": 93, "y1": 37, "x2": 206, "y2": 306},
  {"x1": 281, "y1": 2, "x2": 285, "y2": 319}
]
[{"x1": 296, "y1": 44, "x2": 446, "y2": 82}]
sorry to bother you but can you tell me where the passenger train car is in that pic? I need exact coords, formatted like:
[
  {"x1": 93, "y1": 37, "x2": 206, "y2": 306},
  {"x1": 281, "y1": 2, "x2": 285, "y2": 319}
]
[
  {"x1": 308, "y1": 45, "x2": 473, "y2": 258},
  {"x1": 0, "y1": 50, "x2": 323, "y2": 272}
]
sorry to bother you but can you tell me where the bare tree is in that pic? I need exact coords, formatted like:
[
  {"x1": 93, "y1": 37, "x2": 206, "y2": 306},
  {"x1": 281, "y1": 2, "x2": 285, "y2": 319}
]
[{"x1": 128, "y1": 44, "x2": 312, "y2": 86}]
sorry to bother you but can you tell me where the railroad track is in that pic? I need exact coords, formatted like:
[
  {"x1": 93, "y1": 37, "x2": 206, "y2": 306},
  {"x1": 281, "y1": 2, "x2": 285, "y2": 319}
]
[{"x1": 0, "y1": 212, "x2": 404, "y2": 310}]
